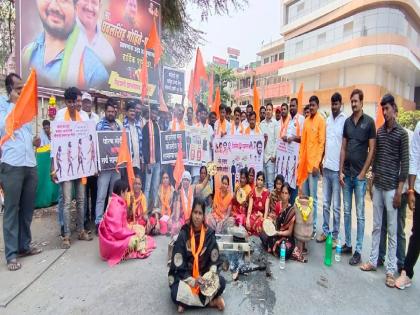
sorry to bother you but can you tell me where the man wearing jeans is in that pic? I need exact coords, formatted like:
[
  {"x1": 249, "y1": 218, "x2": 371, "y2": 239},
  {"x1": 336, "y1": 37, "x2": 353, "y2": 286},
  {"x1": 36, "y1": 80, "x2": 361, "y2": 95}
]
[
  {"x1": 0, "y1": 73, "x2": 41, "y2": 271},
  {"x1": 317, "y1": 93, "x2": 346, "y2": 247},
  {"x1": 51, "y1": 87, "x2": 93, "y2": 249},
  {"x1": 395, "y1": 121, "x2": 420, "y2": 289},
  {"x1": 361, "y1": 94, "x2": 409, "y2": 288},
  {"x1": 142, "y1": 104, "x2": 161, "y2": 208},
  {"x1": 94, "y1": 99, "x2": 121, "y2": 230},
  {"x1": 340, "y1": 89, "x2": 376, "y2": 266},
  {"x1": 297, "y1": 95, "x2": 326, "y2": 239},
  {"x1": 259, "y1": 103, "x2": 278, "y2": 190}
]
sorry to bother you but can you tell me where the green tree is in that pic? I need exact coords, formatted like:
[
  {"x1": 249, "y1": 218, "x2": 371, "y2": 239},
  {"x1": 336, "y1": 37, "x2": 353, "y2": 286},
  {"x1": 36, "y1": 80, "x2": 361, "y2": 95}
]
[
  {"x1": 397, "y1": 107, "x2": 420, "y2": 131},
  {"x1": 206, "y1": 63, "x2": 235, "y2": 103},
  {"x1": 0, "y1": 0, "x2": 15, "y2": 72}
]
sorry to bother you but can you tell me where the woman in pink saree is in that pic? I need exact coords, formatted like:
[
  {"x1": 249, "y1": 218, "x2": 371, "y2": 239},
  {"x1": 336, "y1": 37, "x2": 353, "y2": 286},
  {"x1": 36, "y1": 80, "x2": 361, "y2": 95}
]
[{"x1": 99, "y1": 180, "x2": 156, "y2": 266}]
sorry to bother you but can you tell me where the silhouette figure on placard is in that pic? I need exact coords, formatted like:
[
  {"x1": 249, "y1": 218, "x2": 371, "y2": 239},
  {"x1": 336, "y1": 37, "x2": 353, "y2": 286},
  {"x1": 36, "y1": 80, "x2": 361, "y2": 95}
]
[
  {"x1": 290, "y1": 155, "x2": 297, "y2": 185},
  {"x1": 87, "y1": 134, "x2": 96, "y2": 172},
  {"x1": 280, "y1": 156, "x2": 285, "y2": 176},
  {"x1": 77, "y1": 138, "x2": 85, "y2": 173},
  {"x1": 56, "y1": 146, "x2": 63, "y2": 178},
  {"x1": 67, "y1": 142, "x2": 74, "y2": 176},
  {"x1": 285, "y1": 156, "x2": 290, "y2": 182},
  {"x1": 231, "y1": 162, "x2": 236, "y2": 193}
]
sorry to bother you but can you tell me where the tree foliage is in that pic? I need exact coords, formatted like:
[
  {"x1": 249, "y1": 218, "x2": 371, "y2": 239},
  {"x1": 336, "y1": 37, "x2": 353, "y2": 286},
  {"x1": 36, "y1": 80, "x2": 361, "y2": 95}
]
[
  {"x1": 206, "y1": 63, "x2": 235, "y2": 103},
  {"x1": 0, "y1": 0, "x2": 15, "y2": 72},
  {"x1": 397, "y1": 107, "x2": 420, "y2": 131}
]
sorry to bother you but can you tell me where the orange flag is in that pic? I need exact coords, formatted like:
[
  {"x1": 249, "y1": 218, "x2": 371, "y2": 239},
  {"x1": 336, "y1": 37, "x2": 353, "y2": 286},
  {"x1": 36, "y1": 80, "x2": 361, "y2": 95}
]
[
  {"x1": 253, "y1": 81, "x2": 260, "y2": 122},
  {"x1": 375, "y1": 100, "x2": 384, "y2": 129},
  {"x1": 211, "y1": 86, "x2": 221, "y2": 118},
  {"x1": 116, "y1": 128, "x2": 135, "y2": 192},
  {"x1": 159, "y1": 86, "x2": 169, "y2": 112},
  {"x1": 193, "y1": 47, "x2": 208, "y2": 92},
  {"x1": 173, "y1": 142, "x2": 185, "y2": 189},
  {"x1": 297, "y1": 83, "x2": 304, "y2": 115},
  {"x1": 208, "y1": 72, "x2": 214, "y2": 108},
  {"x1": 0, "y1": 69, "x2": 38, "y2": 146},
  {"x1": 146, "y1": 18, "x2": 163, "y2": 66},
  {"x1": 140, "y1": 48, "x2": 148, "y2": 101},
  {"x1": 187, "y1": 69, "x2": 195, "y2": 104}
]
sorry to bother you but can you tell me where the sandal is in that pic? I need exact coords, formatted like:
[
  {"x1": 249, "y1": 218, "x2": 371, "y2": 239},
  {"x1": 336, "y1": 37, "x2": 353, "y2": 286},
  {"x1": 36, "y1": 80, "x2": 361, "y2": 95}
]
[
  {"x1": 360, "y1": 262, "x2": 376, "y2": 272},
  {"x1": 385, "y1": 273, "x2": 395, "y2": 288},
  {"x1": 18, "y1": 247, "x2": 42, "y2": 258},
  {"x1": 7, "y1": 259, "x2": 22, "y2": 271},
  {"x1": 395, "y1": 272, "x2": 412, "y2": 290},
  {"x1": 78, "y1": 230, "x2": 93, "y2": 241},
  {"x1": 61, "y1": 237, "x2": 71, "y2": 249},
  {"x1": 291, "y1": 247, "x2": 308, "y2": 263}
]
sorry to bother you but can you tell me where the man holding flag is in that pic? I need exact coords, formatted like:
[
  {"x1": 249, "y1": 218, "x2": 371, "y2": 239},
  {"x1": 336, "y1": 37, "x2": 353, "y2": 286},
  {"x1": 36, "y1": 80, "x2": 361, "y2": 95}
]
[{"x1": 0, "y1": 73, "x2": 41, "y2": 271}]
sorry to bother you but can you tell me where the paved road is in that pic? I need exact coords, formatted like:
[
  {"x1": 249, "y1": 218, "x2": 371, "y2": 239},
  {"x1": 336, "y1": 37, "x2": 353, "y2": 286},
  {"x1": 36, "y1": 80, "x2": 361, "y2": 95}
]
[{"x1": 0, "y1": 201, "x2": 419, "y2": 315}]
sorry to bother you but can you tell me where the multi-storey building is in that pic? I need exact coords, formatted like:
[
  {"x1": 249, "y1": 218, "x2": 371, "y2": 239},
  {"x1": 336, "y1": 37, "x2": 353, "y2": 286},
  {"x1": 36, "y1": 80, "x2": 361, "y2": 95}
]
[
  {"x1": 279, "y1": 0, "x2": 420, "y2": 115},
  {"x1": 233, "y1": 38, "x2": 290, "y2": 109}
]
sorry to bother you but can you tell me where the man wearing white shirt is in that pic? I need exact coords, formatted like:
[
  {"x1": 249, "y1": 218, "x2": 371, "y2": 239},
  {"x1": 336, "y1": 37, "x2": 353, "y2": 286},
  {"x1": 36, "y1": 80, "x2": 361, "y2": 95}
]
[
  {"x1": 214, "y1": 104, "x2": 231, "y2": 137},
  {"x1": 317, "y1": 93, "x2": 346, "y2": 246},
  {"x1": 259, "y1": 103, "x2": 278, "y2": 190},
  {"x1": 81, "y1": 92, "x2": 99, "y2": 123},
  {"x1": 230, "y1": 107, "x2": 245, "y2": 136},
  {"x1": 395, "y1": 121, "x2": 420, "y2": 289},
  {"x1": 76, "y1": 0, "x2": 116, "y2": 67},
  {"x1": 192, "y1": 103, "x2": 214, "y2": 182}
]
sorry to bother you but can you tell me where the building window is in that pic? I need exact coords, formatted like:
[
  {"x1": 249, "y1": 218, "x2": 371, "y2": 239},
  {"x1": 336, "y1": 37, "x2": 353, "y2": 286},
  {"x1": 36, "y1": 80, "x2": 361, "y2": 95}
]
[
  {"x1": 343, "y1": 21, "x2": 353, "y2": 38},
  {"x1": 278, "y1": 52, "x2": 284, "y2": 60},
  {"x1": 295, "y1": 40, "x2": 303, "y2": 54},
  {"x1": 317, "y1": 32, "x2": 326, "y2": 45},
  {"x1": 297, "y1": 2, "x2": 304, "y2": 13},
  {"x1": 263, "y1": 57, "x2": 269, "y2": 64}
]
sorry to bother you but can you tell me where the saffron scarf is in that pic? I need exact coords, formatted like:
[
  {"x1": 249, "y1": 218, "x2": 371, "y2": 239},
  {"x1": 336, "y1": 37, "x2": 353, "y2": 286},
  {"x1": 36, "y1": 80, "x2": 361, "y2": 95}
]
[
  {"x1": 190, "y1": 225, "x2": 206, "y2": 295},
  {"x1": 181, "y1": 186, "x2": 194, "y2": 221},
  {"x1": 230, "y1": 122, "x2": 244, "y2": 135},
  {"x1": 171, "y1": 119, "x2": 185, "y2": 131},
  {"x1": 216, "y1": 119, "x2": 227, "y2": 136},
  {"x1": 245, "y1": 125, "x2": 261, "y2": 135},
  {"x1": 291, "y1": 115, "x2": 301, "y2": 137},
  {"x1": 135, "y1": 192, "x2": 147, "y2": 218},
  {"x1": 279, "y1": 115, "x2": 291, "y2": 138},
  {"x1": 213, "y1": 190, "x2": 232, "y2": 221},
  {"x1": 159, "y1": 185, "x2": 173, "y2": 216}
]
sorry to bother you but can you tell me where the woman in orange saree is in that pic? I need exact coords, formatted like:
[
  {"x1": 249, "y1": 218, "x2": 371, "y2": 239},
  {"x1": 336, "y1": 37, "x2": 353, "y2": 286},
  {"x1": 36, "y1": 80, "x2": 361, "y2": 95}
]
[{"x1": 207, "y1": 176, "x2": 234, "y2": 233}]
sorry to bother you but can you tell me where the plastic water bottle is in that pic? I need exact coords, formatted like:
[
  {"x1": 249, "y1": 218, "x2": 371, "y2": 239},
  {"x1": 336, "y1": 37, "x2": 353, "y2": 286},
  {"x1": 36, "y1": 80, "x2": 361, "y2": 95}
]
[
  {"x1": 279, "y1": 240, "x2": 286, "y2": 270},
  {"x1": 324, "y1": 233, "x2": 333, "y2": 267},
  {"x1": 335, "y1": 237, "x2": 342, "y2": 262}
]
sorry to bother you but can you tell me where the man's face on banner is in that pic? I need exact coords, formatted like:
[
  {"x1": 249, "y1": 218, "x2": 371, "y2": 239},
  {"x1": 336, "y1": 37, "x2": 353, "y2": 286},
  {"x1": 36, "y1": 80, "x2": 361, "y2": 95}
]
[
  {"x1": 77, "y1": 0, "x2": 100, "y2": 32},
  {"x1": 125, "y1": 0, "x2": 137, "y2": 21},
  {"x1": 37, "y1": 0, "x2": 76, "y2": 40},
  {"x1": 257, "y1": 142, "x2": 262, "y2": 155}
]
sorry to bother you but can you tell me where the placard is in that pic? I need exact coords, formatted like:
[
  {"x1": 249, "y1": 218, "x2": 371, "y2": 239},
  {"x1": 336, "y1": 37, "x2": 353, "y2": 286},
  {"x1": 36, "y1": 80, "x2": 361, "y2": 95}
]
[
  {"x1": 185, "y1": 127, "x2": 210, "y2": 166},
  {"x1": 160, "y1": 130, "x2": 187, "y2": 164},
  {"x1": 96, "y1": 131, "x2": 131, "y2": 171},
  {"x1": 276, "y1": 140, "x2": 299, "y2": 189},
  {"x1": 51, "y1": 121, "x2": 97, "y2": 182},
  {"x1": 213, "y1": 135, "x2": 264, "y2": 191},
  {"x1": 163, "y1": 67, "x2": 185, "y2": 95}
]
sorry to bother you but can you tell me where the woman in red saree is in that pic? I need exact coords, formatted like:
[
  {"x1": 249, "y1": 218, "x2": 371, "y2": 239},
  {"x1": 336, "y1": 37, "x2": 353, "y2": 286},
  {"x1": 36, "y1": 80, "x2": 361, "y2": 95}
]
[
  {"x1": 231, "y1": 168, "x2": 252, "y2": 226},
  {"x1": 99, "y1": 180, "x2": 156, "y2": 266},
  {"x1": 246, "y1": 171, "x2": 270, "y2": 235},
  {"x1": 207, "y1": 176, "x2": 234, "y2": 233}
]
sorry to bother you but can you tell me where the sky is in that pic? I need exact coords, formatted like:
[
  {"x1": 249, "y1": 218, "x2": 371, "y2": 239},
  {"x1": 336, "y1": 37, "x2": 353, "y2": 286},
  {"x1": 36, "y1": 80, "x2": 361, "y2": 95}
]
[{"x1": 186, "y1": 0, "x2": 282, "y2": 70}]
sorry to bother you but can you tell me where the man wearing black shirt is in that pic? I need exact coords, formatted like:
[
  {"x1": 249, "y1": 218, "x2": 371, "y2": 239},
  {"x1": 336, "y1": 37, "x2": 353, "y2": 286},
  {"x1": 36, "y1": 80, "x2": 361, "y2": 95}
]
[{"x1": 339, "y1": 89, "x2": 376, "y2": 266}]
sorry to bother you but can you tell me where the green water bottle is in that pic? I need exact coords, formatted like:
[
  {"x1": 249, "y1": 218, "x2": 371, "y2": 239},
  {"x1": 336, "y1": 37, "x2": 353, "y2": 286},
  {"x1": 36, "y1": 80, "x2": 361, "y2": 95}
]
[{"x1": 324, "y1": 233, "x2": 333, "y2": 266}]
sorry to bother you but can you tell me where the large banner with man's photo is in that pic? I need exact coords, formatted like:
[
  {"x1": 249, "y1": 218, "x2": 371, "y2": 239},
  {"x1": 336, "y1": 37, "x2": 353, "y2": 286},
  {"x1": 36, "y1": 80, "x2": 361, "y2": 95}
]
[
  {"x1": 51, "y1": 121, "x2": 97, "y2": 183},
  {"x1": 213, "y1": 135, "x2": 264, "y2": 192},
  {"x1": 16, "y1": 0, "x2": 160, "y2": 101},
  {"x1": 275, "y1": 140, "x2": 299, "y2": 189}
]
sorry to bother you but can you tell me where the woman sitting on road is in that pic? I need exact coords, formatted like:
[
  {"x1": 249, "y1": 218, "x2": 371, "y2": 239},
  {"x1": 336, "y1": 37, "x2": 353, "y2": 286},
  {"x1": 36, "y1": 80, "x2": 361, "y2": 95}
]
[
  {"x1": 193, "y1": 166, "x2": 213, "y2": 206},
  {"x1": 206, "y1": 175, "x2": 234, "y2": 233},
  {"x1": 246, "y1": 171, "x2": 270, "y2": 235},
  {"x1": 98, "y1": 180, "x2": 155, "y2": 266},
  {"x1": 231, "y1": 168, "x2": 252, "y2": 226},
  {"x1": 168, "y1": 197, "x2": 226, "y2": 313},
  {"x1": 153, "y1": 171, "x2": 175, "y2": 235}
]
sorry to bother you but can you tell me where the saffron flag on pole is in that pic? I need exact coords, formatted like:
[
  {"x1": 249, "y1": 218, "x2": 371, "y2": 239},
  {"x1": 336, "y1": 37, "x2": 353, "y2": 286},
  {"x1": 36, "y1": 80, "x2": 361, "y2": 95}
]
[
  {"x1": 140, "y1": 47, "x2": 148, "y2": 101},
  {"x1": 173, "y1": 142, "x2": 185, "y2": 190},
  {"x1": 0, "y1": 69, "x2": 38, "y2": 146},
  {"x1": 146, "y1": 18, "x2": 163, "y2": 66},
  {"x1": 116, "y1": 128, "x2": 135, "y2": 193},
  {"x1": 253, "y1": 81, "x2": 260, "y2": 122},
  {"x1": 159, "y1": 85, "x2": 169, "y2": 112},
  {"x1": 193, "y1": 47, "x2": 208, "y2": 92},
  {"x1": 297, "y1": 83, "x2": 304, "y2": 115},
  {"x1": 211, "y1": 86, "x2": 221, "y2": 119},
  {"x1": 187, "y1": 69, "x2": 195, "y2": 105}
]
